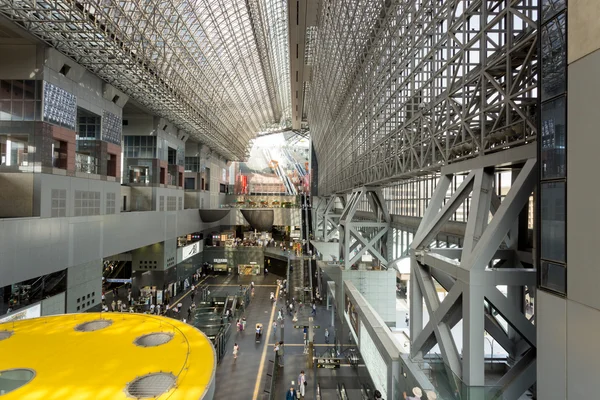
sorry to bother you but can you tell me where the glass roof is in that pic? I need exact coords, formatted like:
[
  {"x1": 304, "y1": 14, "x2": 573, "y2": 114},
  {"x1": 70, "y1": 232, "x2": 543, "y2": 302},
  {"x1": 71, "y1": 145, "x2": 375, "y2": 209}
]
[{"x1": 0, "y1": 0, "x2": 291, "y2": 160}]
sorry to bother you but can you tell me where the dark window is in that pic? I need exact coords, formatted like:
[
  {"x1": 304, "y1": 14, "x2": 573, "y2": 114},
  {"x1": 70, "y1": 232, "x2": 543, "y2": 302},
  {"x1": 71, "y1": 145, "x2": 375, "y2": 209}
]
[
  {"x1": 540, "y1": 96, "x2": 566, "y2": 179},
  {"x1": 540, "y1": 181, "x2": 566, "y2": 262},
  {"x1": 185, "y1": 177, "x2": 195, "y2": 190},
  {"x1": 541, "y1": 262, "x2": 566, "y2": 294}
]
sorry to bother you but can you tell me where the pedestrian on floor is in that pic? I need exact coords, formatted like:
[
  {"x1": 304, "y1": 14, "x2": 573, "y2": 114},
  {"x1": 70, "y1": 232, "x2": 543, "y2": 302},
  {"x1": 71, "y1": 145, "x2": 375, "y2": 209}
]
[
  {"x1": 403, "y1": 387, "x2": 423, "y2": 399},
  {"x1": 242, "y1": 317, "x2": 247, "y2": 331},
  {"x1": 374, "y1": 390, "x2": 383, "y2": 399},
  {"x1": 285, "y1": 386, "x2": 298, "y2": 400},
  {"x1": 289, "y1": 302, "x2": 294, "y2": 316},
  {"x1": 405, "y1": 313, "x2": 410, "y2": 327},
  {"x1": 117, "y1": 299, "x2": 123, "y2": 312},
  {"x1": 191, "y1": 290, "x2": 195, "y2": 303},
  {"x1": 111, "y1": 300, "x2": 116, "y2": 312},
  {"x1": 277, "y1": 341, "x2": 284, "y2": 366},
  {"x1": 187, "y1": 306, "x2": 192, "y2": 321},
  {"x1": 273, "y1": 320, "x2": 277, "y2": 336},
  {"x1": 324, "y1": 328, "x2": 330, "y2": 344},
  {"x1": 311, "y1": 302, "x2": 316, "y2": 316},
  {"x1": 156, "y1": 304, "x2": 161, "y2": 315},
  {"x1": 278, "y1": 309, "x2": 283, "y2": 321},
  {"x1": 233, "y1": 343, "x2": 239, "y2": 360},
  {"x1": 297, "y1": 370, "x2": 306, "y2": 398}
]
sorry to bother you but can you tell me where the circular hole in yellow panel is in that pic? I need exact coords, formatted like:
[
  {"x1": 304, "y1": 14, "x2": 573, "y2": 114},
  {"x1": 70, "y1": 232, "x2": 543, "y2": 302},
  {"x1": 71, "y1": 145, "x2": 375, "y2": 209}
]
[
  {"x1": 134, "y1": 332, "x2": 173, "y2": 348},
  {"x1": 125, "y1": 372, "x2": 176, "y2": 398},
  {"x1": 74, "y1": 319, "x2": 113, "y2": 332},
  {"x1": 0, "y1": 368, "x2": 36, "y2": 395}
]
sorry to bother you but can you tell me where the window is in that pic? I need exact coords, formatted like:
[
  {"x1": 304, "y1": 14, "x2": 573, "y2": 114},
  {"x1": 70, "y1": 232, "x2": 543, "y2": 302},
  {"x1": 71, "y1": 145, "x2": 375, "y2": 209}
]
[
  {"x1": 540, "y1": 96, "x2": 566, "y2": 179},
  {"x1": 0, "y1": 80, "x2": 42, "y2": 122},
  {"x1": 178, "y1": 197, "x2": 183, "y2": 210},
  {"x1": 51, "y1": 189, "x2": 67, "y2": 217},
  {"x1": 185, "y1": 157, "x2": 200, "y2": 172},
  {"x1": 77, "y1": 108, "x2": 101, "y2": 140},
  {"x1": 106, "y1": 192, "x2": 116, "y2": 214},
  {"x1": 540, "y1": 182, "x2": 565, "y2": 263},
  {"x1": 540, "y1": 14, "x2": 566, "y2": 101},
  {"x1": 159, "y1": 196, "x2": 165, "y2": 211},
  {"x1": 540, "y1": 262, "x2": 566, "y2": 295}
]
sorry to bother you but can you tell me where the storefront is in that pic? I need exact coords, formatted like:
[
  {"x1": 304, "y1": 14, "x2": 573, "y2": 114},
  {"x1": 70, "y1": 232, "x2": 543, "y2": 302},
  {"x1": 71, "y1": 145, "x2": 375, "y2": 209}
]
[{"x1": 237, "y1": 263, "x2": 261, "y2": 276}]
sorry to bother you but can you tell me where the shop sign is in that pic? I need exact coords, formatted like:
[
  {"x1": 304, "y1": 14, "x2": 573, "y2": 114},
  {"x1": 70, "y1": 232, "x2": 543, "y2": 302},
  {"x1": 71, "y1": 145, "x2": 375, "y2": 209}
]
[
  {"x1": 106, "y1": 278, "x2": 132, "y2": 283},
  {"x1": 214, "y1": 258, "x2": 228, "y2": 263}
]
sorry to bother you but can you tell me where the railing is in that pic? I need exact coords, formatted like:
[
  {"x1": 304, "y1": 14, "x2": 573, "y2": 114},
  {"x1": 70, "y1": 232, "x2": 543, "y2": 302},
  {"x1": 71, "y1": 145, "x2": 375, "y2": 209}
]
[{"x1": 261, "y1": 353, "x2": 280, "y2": 400}]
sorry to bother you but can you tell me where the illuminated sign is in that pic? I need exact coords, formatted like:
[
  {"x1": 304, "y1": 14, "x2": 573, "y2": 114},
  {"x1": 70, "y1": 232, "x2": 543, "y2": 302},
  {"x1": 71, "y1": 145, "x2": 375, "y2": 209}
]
[
  {"x1": 181, "y1": 242, "x2": 201, "y2": 262},
  {"x1": 213, "y1": 258, "x2": 228, "y2": 263}
]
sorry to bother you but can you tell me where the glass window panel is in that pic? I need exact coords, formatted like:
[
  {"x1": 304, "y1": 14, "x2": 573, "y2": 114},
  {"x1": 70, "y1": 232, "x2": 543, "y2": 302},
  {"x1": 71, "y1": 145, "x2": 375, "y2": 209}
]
[
  {"x1": 0, "y1": 101, "x2": 10, "y2": 120},
  {"x1": 542, "y1": 0, "x2": 566, "y2": 22},
  {"x1": 23, "y1": 80, "x2": 36, "y2": 100},
  {"x1": 541, "y1": 14, "x2": 566, "y2": 101},
  {"x1": 0, "y1": 80, "x2": 11, "y2": 100},
  {"x1": 23, "y1": 101, "x2": 35, "y2": 121},
  {"x1": 540, "y1": 181, "x2": 566, "y2": 262},
  {"x1": 541, "y1": 96, "x2": 566, "y2": 179},
  {"x1": 541, "y1": 261, "x2": 566, "y2": 294},
  {"x1": 11, "y1": 101, "x2": 23, "y2": 120},
  {"x1": 12, "y1": 81, "x2": 23, "y2": 99}
]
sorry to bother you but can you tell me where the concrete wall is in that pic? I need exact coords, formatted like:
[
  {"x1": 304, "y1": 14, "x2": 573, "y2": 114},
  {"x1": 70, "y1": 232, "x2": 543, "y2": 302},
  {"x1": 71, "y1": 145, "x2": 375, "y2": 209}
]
[
  {"x1": 536, "y1": 291, "x2": 566, "y2": 399},
  {"x1": 66, "y1": 259, "x2": 102, "y2": 313},
  {"x1": 132, "y1": 242, "x2": 166, "y2": 271},
  {"x1": 0, "y1": 209, "x2": 220, "y2": 285},
  {"x1": 41, "y1": 292, "x2": 66, "y2": 316},
  {"x1": 44, "y1": 48, "x2": 124, "y2": 117},
  {"x1": 0, "y1": 173, "x2": 34, "y2": 217},
  {"x1": 0, "y1": 44, "x2": 43, "y2": 79},
  {"x1": 34, "y1": 173, "x2": 121, "y2": 217}
]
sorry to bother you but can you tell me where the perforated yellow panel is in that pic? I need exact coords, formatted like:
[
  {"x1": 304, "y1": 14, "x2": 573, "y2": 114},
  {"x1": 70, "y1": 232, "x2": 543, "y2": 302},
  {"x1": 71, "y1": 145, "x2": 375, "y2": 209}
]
[{"x1": 0, "y1": 313, "x2": 215, "y2": 399}]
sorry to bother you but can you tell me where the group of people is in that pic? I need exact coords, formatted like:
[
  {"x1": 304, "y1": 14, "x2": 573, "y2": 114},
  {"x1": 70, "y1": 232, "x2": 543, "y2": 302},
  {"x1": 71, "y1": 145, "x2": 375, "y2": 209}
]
[
  {"x1": 285, "y1": 370, "x2": 308, "y2": 399},
  {"x1": 403, "y1": 387, "x2": 437, "y2": 400}
]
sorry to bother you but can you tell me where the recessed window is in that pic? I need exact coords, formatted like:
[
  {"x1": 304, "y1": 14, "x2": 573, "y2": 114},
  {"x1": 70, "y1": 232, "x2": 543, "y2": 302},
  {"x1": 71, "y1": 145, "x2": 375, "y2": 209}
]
[{"x1": 59, "y1": 64, "x2": 71, "y2": 76}]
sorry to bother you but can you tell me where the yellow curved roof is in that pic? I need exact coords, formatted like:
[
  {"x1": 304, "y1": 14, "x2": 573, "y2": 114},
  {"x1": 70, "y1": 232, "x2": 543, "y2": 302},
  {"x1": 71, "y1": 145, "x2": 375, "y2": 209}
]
[{"x1": 0, "y1": 313, "x2": 215, "y2": 400}]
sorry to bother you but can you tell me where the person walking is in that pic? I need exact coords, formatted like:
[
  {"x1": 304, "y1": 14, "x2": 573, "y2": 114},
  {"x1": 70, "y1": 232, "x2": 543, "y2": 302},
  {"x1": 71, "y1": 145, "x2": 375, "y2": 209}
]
[
  {"x1": 404, "y1": 387, "x2": 423, "y2": 399},
  {"x1": 285, "y1": 386, "x2": 298, "y2": 400},
  {"x1": 311, "y1": 302, "x2": 316, "y2": 316},
  {"x1": 324, "y1": 328, "x2": 330, "y2": 344},
  {"x1": 272, "y1": 320, "x2": 278, "y2": 336},
  {"x1": 233, "y1": 343, "x2": 239, "y2": 360},
  {"x1": 297, "y1": 370, "x2": 306, "y2": 398}
]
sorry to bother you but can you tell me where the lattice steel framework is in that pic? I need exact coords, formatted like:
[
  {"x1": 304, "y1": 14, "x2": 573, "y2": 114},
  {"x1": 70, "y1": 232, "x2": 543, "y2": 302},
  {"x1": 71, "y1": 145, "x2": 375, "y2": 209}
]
[
  {"x1": 0, "y1": 0, "x2": 291, "y2": 161},
  {"x1": 308, "y1": 0, "x2": 538, "y2": 194}
]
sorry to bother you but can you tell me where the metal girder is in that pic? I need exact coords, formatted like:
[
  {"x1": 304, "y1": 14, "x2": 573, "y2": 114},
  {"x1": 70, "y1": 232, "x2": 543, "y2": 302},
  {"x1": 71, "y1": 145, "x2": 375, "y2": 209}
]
[
  {"x1": 0, "y1": 0, "x2": 292, "y2": 161},
  {"x1": 409, "y1": 162, "x2": 537, "y2": 397},
  {"x1": 338, "y1": 187, "x2": 391, "y2": 269},
  {"x1": 322, "y1": 194, "x2": 345, "y2": 241},
  {"x1": 308, "y1": 0, "x2": 538, "y2": 194}
]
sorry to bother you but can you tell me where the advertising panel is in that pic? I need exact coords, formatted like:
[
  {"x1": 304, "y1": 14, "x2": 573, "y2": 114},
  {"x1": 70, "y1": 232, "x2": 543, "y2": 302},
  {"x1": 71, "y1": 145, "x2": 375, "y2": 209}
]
[
  {"x1": 0, "y1": 303, "x2": 42, "y2": 324},
  {"x1": 180, "y1": 241, "x2": 201, "y2": 262},
  {"x1": 359, "y1": 321, "x2": 388, "y2": 399}
]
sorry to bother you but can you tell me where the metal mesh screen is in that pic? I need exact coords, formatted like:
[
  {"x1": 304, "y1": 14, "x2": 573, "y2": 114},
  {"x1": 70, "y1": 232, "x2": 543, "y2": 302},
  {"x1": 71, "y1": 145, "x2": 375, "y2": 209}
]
[
  {"x1": 134, "y1": 332, "x2": 173, "y2": 347},
  {"x1": 126, "y1": 373, "x2": 176, "y2": 398},
  {"x1": 74, "y1": 320, "x2": 113, "y2": 332}
]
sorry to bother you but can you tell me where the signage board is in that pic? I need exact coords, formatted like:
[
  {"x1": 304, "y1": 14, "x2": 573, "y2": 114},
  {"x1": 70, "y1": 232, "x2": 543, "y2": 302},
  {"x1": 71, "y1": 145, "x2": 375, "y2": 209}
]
[
  {"x1": 181, "y1": 242, "x2": 201, "y2": 262},
  {"x1": 213, "y1": 258, "x2": 228, "y2": 263},
  {"x1": 316, "y1": 358, "x2": 341, "y2": 369},
  {"x1": 0, "y1": 303, "x2": 41, "y2": 323},
  {"x1": 106, "y1": 278, "x2": 132, "y2": 283}
]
